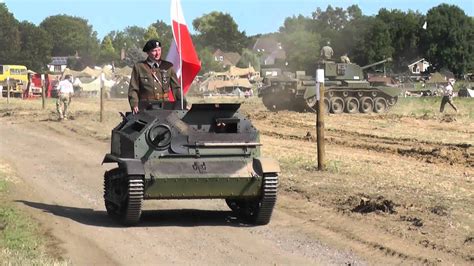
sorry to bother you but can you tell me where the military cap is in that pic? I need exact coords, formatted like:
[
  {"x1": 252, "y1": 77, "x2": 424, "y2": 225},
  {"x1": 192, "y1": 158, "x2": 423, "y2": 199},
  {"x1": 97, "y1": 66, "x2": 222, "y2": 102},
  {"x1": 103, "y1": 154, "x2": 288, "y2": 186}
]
[{"x1": 143, "y1": 39, "x2": 162, "y2": 52}]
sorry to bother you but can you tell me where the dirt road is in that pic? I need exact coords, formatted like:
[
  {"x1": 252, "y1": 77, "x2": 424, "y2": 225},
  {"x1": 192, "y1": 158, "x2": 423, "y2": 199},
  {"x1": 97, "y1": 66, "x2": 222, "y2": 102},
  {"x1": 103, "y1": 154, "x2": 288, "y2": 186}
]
[
  {"x1": 1, "y1": 98, "x2": 472, "y2": 265},
  {"x1": 0, "y1": 116, "x2": 360, "y2": 265}
]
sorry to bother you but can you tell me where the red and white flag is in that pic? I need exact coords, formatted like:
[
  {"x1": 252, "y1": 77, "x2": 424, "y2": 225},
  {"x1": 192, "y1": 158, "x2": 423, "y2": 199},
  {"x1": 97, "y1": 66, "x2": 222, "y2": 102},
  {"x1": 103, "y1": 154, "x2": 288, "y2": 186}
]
[{"x1": 166, "y1": 0, "x2": 201, "y2": 102}]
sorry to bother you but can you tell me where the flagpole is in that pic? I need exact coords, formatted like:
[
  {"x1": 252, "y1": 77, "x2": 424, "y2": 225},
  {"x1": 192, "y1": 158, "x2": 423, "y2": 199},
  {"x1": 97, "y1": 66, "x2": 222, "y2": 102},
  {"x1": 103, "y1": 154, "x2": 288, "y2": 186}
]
[{"x1": 177, "y1": 0, "x2": 184, "y2": 109}]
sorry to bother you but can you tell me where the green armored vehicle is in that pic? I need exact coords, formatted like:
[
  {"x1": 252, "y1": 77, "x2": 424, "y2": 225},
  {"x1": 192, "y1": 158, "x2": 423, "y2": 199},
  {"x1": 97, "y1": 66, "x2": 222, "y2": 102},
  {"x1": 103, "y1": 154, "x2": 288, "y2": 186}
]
[
  {"x1": 259, "y1": 59, "x2": 401, "y2": 113},
  {"x1": 102, "y1": 102, "x2": 280, "y2": 226}
]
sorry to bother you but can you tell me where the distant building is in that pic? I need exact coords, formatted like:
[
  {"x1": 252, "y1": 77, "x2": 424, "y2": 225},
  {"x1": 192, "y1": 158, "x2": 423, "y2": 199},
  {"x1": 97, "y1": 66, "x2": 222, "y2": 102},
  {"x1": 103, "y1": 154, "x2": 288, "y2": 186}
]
[
  {"x1": 213, "y1": 49, "x2": 241, "y2": 68},
  {"x1": 47, "y1": 57, "x2": 68, "y2": 73},
  {"x1": 252, "y1": 36, "x2": 286, "y2": 66},
  {"x1": 408, "y1": 58, "x2": 431, "y2": 74}
]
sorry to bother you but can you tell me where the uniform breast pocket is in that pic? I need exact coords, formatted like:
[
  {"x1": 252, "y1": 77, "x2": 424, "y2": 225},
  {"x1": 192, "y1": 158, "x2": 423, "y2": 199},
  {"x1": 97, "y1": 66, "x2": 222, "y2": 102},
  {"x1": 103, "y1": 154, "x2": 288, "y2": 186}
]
[{"x1": 140, "y1": 77, "x2": 153, "y2": 90}]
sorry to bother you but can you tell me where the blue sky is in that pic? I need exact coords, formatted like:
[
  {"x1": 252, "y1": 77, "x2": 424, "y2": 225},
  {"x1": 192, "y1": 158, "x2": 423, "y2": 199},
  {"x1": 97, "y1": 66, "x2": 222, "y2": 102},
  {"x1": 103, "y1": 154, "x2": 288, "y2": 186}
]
[{"x1": 3, "y1": 0, "x2": 473, "y2": 40}]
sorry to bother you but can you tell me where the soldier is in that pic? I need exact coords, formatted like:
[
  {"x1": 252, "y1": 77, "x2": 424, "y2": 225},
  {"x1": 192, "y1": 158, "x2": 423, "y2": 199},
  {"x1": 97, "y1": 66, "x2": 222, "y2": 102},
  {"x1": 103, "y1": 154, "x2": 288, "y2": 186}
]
[
  {"x1": 340, "y1": 53, "x2": 351, "y2": 63},
  {"x1": 56, "y1": 74, "x2": 74, "y2": 121},
  {"x1": 128, "y1": 39, "x2": 184, "y2": 114},
  {"x1": 440, "y1": 78, "x2": 458, "y2": 113},
  {"x1": 320, "y1": 41, "x2": 334, "y2": 60}
]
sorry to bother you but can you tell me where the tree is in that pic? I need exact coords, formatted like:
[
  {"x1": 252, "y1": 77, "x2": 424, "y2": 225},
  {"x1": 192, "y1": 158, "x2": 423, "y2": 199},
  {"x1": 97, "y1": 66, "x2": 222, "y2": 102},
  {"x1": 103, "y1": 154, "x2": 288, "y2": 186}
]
[
  {"x1": 17, "y1": 21, "x2": 52, "y2": 72},
  {"x1": 237, "y1": 49, "x2": 260, "y2": 71},
  {"x1": 352, "y1": 18, "x2": 394, "y2": 67},
  {"x1": 98, "y1": 36, "x2": 117, "y2": 65},
  {"x1": 143, "y1": 25, "x2": 159, "y2": 43},
  {"x1": 192, "y1": 11, "x2": 248, "y2": 52},
  {"x1": 40, "y1": 15, "x2": 100, "y2": 67},
  {"x1": 0, "y1": 3, "x2": 20, "y2": 64},
  {"x1": 376, "y1": 9, "x2": 424, "y2": 71},
  {"x1": 197, "y1": 48, "x2": 224, "y2": 74},
  {"x1": 279, "y1": 24, "x2": 321, "y2": 74},
  {"x1": 420, "y1": 4, "x2": 473, "y2": 76}
]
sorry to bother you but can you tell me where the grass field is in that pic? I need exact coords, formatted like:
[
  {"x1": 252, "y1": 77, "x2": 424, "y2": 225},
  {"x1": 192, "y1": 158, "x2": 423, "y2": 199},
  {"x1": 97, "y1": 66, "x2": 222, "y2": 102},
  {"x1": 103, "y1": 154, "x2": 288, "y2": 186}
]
[{"x1": 0, "y1": 161, "x2": 67, "y2": 265}]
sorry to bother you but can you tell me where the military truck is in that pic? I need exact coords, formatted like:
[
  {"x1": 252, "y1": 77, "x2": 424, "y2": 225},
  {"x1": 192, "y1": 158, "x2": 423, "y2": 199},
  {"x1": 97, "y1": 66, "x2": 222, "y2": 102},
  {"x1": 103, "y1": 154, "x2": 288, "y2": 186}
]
[
  {"x1": 259, "y1": 58, "x2": 401, "y2": 113},
  {"x1": 102, "y1": 102, "x2": 280, "y2": 226}
]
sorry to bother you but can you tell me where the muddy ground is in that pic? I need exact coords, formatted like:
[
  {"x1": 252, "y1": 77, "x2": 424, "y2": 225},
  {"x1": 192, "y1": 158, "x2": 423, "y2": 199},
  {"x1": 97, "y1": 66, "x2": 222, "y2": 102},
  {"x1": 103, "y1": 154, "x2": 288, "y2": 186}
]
[{"x1": 0, "y1": 97, "x2": 472, "y2": 265}]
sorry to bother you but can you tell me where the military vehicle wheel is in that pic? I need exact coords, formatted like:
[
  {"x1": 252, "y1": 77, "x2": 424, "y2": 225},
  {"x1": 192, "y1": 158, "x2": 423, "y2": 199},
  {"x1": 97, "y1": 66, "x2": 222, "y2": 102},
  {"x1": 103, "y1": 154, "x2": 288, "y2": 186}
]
[
  {"x1": 226, "y1": 173, "x2": 278, "y2": 225},
  {"x1": 330, "y1": 97, "x2": 344, "y2": 114},
  {"x1": 324, "y1": 98, "x2": 330, "y2": 113},
  {"x1": 387, "y1": 96, "x2": 398, "y2": 106},
  {"x1": 104, "y1": 168, "x2": 144, "y2": 226},
  {"x1": 344, "y1": 97, "x2": 359, "y2": 113},
  {"x1": 305, "y1": 96, "x2": 317, "y2": 112},
  {"x1": 374, "y1": 97, "x2": 388, "y2": 113},
  {"x1": 359, "y1": 97, "x2": 374, "y2": 113}
]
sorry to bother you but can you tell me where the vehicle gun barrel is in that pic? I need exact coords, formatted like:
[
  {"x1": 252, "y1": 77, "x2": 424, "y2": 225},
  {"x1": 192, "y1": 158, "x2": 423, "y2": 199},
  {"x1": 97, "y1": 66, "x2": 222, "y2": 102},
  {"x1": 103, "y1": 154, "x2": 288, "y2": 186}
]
[{"x1": 361, "y1": 57, "x2": 392, "y2": 70}]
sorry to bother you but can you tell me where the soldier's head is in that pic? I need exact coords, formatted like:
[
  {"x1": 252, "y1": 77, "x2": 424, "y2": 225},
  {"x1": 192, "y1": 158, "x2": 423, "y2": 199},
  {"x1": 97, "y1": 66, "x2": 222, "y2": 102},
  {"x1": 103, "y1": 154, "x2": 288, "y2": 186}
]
[
  {"x1": 448, "y1": 78, "x2": 455, "y2": 85},
  {"x1": 143, "y1": 39, "x2": 162, "y2": 61},
  {"x1": 64, "y1": 75, "x2": 73, "y2": 82}
]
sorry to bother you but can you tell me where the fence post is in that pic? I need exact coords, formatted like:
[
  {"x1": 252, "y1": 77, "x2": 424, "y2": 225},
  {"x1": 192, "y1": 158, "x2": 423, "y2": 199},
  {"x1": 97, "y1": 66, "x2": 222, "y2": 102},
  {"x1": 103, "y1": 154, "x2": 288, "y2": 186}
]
[
  {"x1": 6, "y1": 77, "x2": 10, "y2": 104},
  {"x1": 100, "y1": 73, "x2": 104, "y2": 122},
  {"x1": 41, "y1": 74, "x2": 46, "y2": 109},
  {"x1": 316, "y1": 69, "x2": 326, "y2": 171}
]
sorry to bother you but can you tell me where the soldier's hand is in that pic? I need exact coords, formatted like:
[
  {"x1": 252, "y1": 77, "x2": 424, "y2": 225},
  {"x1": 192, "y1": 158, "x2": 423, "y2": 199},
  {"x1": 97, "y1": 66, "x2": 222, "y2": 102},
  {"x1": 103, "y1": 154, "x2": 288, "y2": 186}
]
[{"x1": 132, "y1": 106, "x2": 139, "y2": 114}]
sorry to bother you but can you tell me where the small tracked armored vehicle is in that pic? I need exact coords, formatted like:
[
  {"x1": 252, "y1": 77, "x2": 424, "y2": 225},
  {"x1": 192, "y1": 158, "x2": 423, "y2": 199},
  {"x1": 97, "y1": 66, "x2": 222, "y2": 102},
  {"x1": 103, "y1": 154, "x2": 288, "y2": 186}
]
[{"x1": 102, "y1": 102, "x2": 280, "y2": 226}]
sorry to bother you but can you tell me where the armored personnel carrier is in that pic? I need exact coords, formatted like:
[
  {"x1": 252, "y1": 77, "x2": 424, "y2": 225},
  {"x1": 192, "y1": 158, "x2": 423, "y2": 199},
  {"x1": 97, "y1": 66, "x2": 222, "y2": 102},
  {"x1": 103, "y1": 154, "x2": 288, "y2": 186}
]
[
  {"x1": 102, "y1": 102, "x2": 280, "y2": 226},
  {"x1": 259, "y1": 59, "x2": 401, "y2": 113}
]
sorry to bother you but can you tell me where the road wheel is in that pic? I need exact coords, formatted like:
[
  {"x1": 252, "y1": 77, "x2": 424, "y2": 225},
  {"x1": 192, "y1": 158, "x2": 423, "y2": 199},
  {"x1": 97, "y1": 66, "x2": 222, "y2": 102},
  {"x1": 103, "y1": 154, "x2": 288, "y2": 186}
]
[
  {"x1": 359, "y1": 97, "x2": 374, "y2": 113},
  {"x1": 330, "y1": 97, "x2": 344, "y2": 114},
  {"x1": 324, "y1": 98, "x2": 330, "y2": 113},
  {"x1": 387, "y1": 96, "x2": 398, "y2": 106},
  {"x1": 344, "y1": 97, "x2": 359, "y2": 113},
  {"x1": 305, "y1": 96, "x2": 317, "y2": 112},
  {"x1": 374, "y1": 97, "x2": 388, "y2": 113}
]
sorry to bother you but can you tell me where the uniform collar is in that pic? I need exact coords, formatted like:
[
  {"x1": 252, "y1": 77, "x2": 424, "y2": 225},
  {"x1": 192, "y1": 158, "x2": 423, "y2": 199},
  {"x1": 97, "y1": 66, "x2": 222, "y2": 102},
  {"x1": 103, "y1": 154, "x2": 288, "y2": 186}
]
[{"x1": 146, "y1": 58, "x2": 161, "y2": 68}]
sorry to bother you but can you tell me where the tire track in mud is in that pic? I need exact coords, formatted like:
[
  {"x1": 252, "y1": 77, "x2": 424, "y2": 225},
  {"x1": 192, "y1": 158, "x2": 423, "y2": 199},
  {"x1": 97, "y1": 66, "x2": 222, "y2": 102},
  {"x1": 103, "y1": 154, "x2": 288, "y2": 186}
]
[{"x1": 250, "y1": 112, "x2": 472, "y2": 168}]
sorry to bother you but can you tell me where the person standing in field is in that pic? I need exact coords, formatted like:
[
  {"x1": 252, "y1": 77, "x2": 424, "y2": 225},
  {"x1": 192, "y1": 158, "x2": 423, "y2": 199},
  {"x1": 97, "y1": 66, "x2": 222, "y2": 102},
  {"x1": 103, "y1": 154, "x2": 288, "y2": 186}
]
[
  {"x1": 56, "y1": 75, "x2": 74, "y2": 121},
  {"x1": 440, "y1": 78, "x2": 458, "y2": 113}
]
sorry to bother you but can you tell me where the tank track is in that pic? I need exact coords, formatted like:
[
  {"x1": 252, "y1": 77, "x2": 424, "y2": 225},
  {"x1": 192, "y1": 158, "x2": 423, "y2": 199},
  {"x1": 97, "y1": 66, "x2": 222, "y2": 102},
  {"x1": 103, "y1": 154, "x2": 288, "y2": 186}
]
[
  {"x1": 252, "y1": 173, "x2": 278, "y2": 225},
  {"x1": 123, "y1": 177, "x2": 144, "y2": 225},
  {"x1": 104, "y1": 168, "x2": 143, "y2": 226},
  {"x1": 226, "y1": 173, "x2": 278, "y2": 225}
]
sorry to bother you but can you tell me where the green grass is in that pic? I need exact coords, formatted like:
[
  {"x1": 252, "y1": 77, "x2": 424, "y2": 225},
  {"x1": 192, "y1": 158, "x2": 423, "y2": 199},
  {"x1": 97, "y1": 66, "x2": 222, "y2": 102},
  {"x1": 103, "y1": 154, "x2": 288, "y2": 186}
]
[
  {"x1": 390, "y1": 97, "x2": 474, "y2": 119},
  {"x1": 0, "y1": 165, "x2": 66, "y2": 265}
]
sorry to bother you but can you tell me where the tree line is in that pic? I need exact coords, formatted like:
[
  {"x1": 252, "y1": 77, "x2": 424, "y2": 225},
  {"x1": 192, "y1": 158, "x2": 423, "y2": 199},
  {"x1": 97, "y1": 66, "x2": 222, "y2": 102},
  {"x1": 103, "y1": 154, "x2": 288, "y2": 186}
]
[{"x1": 0, "y1": 3, "x2": 472, "y2": 77}]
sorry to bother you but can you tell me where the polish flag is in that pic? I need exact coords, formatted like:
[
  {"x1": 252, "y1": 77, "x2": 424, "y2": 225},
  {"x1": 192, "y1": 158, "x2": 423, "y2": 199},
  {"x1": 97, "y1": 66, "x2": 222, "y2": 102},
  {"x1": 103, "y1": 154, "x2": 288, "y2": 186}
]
[{"x1": 166, "y1": 0, "x2": 201, "y2": 102}]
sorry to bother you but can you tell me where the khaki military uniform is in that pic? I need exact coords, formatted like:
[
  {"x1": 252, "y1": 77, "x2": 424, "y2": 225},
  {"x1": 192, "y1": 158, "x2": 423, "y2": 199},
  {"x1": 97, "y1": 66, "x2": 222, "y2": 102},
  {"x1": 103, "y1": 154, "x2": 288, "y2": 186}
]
[
  {"x1": 320, "y1": 46, "x2": 334, "y2": 60},
  {"x1": 340, "y1": 55, "x2": 351, "y2": 63},
  {"x1": 128, "y1": 59, "x2": 182, "y2": 110}
]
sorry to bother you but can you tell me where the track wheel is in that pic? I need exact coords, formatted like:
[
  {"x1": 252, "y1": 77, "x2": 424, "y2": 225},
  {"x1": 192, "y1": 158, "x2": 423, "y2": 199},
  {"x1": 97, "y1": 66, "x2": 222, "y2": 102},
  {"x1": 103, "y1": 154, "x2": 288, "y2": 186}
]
[
  {"x1": 330, "y1": 97, "x2": 344, "y2": 114},
  {"x1": 305, "y1": 96, "x2": 317, "y2": 112},
  {"x1": 324, "y1": 98, "x2": 330, "y2": 113},
  {"x1": 359, "y1": 97, "x2": 374, "y2": 113},
  {"x1": 344, "y1": 97, "x2": 360, "y2": 113},
  {"x1": 374, "y1": 97, "x2": 388, "y2": 113},
  {"x1": 226, "y1": 173, "x2": 278, "y2": 225},
  {"x1": 104, "y1": 168, "x2": 143, "y2": 226},
  {"x1": 387, "y1": 96, "x2": 398, "y2": 107}
]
